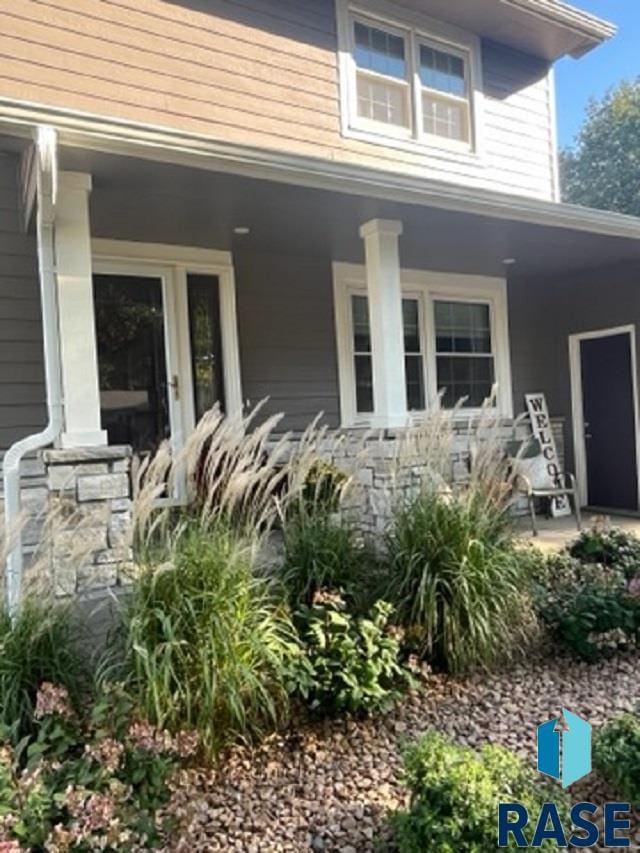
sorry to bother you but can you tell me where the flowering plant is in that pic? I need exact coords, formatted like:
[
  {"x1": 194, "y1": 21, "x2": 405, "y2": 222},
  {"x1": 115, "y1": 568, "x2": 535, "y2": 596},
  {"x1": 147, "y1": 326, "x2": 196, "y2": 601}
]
[{"x1": 0, "y1": 682, "x2": 199, "y2": 851}]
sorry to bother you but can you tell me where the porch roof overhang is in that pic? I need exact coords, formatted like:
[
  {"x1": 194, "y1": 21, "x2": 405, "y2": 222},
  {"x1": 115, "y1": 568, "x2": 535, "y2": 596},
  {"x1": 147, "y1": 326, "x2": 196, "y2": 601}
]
[
  {"x1": 1, "y1": 105, "x2": 639, "y2": 281},
  {"x1": 70, "y1": 148, "x2": 640, "y2": 282},
  {"x1": 413, "y1": 0, "x2": 616, "y2": 60}
]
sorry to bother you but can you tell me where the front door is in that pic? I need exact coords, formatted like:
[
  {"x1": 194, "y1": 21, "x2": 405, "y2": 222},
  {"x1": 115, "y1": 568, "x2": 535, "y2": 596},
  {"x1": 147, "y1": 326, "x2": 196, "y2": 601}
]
[
  {"x1": 93, "y1": 269, "x2": 181, "y2": 455},
  {"x1": 579, "y1": 330, "x2": 639, "y2": 511},
  {"x1": 92, "y1": 267, "x2": 226, "y2": 456}
]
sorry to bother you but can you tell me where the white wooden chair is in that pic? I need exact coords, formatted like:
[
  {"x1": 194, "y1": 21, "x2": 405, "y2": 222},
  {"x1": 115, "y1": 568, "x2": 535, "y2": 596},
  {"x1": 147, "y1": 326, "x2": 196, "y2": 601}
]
[{"x1": 507, "y1": 439, "x2": 582, "y2": 536}]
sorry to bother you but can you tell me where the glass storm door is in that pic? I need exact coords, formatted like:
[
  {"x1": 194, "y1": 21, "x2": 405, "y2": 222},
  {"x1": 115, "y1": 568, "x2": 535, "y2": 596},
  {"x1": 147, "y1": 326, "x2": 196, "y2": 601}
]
[{"x1": 93, "y1": 268, "x2": 226, "y2": 456}]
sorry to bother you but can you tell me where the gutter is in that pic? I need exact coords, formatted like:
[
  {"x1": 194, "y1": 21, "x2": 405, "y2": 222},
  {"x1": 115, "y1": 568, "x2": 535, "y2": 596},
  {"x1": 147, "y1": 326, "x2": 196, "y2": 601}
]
[{"x1": 3, "y1": 126, "x2": 64, "y2": 616}]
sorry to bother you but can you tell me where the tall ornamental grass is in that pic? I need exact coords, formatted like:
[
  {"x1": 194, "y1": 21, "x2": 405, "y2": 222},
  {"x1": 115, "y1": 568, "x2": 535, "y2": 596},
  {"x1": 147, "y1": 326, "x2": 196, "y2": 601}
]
[
  {"x1": 279, "y1": 458, "x2": 375, "y2": 609},
  {"x1": 382, "y1": 395, "x2": 535, "y2": 673},
  {"x1": 115, "y1": 405, "x2": 349, "y2": 756},
  {"x1": 119, "y1": 526, "x2": 297, "y2": 757},
  {"x1": 384, "y1": 491, "x2": 533, "y2": 672}
]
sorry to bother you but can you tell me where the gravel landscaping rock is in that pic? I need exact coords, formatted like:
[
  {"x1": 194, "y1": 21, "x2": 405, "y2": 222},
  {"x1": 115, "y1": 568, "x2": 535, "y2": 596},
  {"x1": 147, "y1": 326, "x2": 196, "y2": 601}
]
[{"x1": 163, "y1": 652, "x2": 640, "y2": 852}]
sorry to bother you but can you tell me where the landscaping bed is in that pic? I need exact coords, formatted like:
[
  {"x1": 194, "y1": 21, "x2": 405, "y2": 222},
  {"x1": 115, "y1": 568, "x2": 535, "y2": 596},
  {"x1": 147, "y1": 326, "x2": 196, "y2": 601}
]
[
  {"x1": 164, "y1": 650, "x2": 640, "y2": 851},
  {"x1": 6, "y1": 406, "x2": 640, "y2": 851}
]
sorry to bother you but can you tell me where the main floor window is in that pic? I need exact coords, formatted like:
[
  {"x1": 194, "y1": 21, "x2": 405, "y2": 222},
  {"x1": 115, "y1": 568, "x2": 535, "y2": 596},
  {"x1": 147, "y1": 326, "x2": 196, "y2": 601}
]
[
  {"x1": 334, "y1": 265, "x2": 511, "y2": 425},
  {"x1": 350, "y1": 293, "x2": 426, "y2": 413},
  {"x1": 339, "y1": 4, "x2": 477, "y2": 151},
  {"x1": 434, "y1": 300, "x2": 494, "y2": 408}
]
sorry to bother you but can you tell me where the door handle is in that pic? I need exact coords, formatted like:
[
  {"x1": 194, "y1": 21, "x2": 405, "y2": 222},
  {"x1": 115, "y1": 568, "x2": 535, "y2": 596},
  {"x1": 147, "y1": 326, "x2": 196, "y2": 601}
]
[{"x1": 169, "y1": 374, "x2": 180, "y2": 400}]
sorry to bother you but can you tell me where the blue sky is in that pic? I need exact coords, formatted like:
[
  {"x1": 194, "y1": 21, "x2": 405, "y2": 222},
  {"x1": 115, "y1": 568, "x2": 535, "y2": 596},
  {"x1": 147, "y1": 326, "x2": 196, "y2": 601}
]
[{"x1": 555, "y1": 0, "x2": 640, "y2": 149}]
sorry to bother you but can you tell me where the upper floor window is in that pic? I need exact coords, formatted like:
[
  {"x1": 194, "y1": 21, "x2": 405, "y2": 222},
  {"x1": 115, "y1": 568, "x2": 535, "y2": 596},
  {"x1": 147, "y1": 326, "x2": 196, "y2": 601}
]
[
  {"x1": 338, "y1": 3, "x2": 480, "y2": 155},
  {"x1": 419, "y1": 43, "x2": 470, "y2": 144},
  {"x1": 353, "y1": 21, "x2": 410, "y2": 131}
]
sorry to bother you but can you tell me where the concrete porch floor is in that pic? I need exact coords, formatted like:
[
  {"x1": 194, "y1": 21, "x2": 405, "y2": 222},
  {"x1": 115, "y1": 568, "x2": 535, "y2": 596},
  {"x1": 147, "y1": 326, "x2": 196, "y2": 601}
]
[{"x1": 516, "y1": 511, "x2": 640, "y2": 552}]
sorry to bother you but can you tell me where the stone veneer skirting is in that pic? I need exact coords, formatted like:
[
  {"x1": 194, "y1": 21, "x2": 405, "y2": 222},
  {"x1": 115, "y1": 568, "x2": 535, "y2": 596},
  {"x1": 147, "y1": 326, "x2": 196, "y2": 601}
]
[
  {"x1": 27, "y1": 418, "x2": 564, "y2": 600},
  {"x1": 330, "y1": 418, "x2": 566, "y2": 537}
]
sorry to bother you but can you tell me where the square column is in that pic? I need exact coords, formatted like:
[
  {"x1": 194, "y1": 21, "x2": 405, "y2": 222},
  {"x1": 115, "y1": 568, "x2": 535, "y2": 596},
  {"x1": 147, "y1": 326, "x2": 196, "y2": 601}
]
[
  {"x1": 55, "y1": 172, "x2": 107, "y2": 447},
  {"x1": 359, "y1": 219, "x2": 408, "y2": 428}
]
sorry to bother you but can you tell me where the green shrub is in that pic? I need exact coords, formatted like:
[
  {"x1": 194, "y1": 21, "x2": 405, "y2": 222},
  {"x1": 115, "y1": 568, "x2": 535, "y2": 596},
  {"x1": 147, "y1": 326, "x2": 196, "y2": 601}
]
[
  {"x1": 593, "y1": 712, "x2": 640, "y2": 805},
  {"x1": 118, "y1": 525, "x2": 299, "y2": 757},
  {"x1": 0, "y1": 681, "x2": 192, "y2": 850},
  {"x1": 0, "y1": 598, "x2": 87, "y2": 742},
  {"x1": 281, "y1": 506, "x2": 374, "y2": 609},
  {"x1": 531, "y1": 552, "x2": 640, "y2": 661},
  {"x1": 289, "y1": 592, "x2": 412, "y2": 716},
  {"x1": 569, "y1": 525, "x2": 640, "y2": 577},
  {"x1": 382, "y1": 492, "x2": 533, "y2": 672},
  {"x1": 391, "y1": 731, "x2": 568, "y2": 852}
]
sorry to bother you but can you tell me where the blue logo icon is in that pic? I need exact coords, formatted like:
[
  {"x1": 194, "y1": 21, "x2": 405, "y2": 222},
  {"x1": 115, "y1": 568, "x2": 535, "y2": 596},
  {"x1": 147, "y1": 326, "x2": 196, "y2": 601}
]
[{"x1": 537, "y1": 709, "x2": 591, "y2": 788}]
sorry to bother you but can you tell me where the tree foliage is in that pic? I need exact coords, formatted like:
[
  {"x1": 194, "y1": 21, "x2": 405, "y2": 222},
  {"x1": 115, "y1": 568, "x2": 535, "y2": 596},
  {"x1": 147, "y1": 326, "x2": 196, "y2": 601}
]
[{"x1": 561, "y1": 79, "x2": 640, "y2": 216}]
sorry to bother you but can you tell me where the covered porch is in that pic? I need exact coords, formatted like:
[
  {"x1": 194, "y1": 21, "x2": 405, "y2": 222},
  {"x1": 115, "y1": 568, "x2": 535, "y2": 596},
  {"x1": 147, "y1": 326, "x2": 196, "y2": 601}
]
[{"x1": 4, "y1": 131, "x2": 640, "y2": 553}]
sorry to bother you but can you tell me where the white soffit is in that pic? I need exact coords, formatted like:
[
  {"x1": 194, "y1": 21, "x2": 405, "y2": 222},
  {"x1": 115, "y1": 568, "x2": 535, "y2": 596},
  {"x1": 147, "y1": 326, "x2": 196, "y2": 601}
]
[{"x1": 402, "y1": 0, "x2": 616, "y2": 60}]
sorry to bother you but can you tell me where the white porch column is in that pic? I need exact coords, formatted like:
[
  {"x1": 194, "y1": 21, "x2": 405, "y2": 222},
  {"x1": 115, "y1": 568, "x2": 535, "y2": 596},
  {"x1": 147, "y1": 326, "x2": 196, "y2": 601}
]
[
  {"x1": 55, "y1": 172, "x2": 107, "y2": 447},
  {"x1": 359, "y1": 218, "x2": 408, "y2": 428}
]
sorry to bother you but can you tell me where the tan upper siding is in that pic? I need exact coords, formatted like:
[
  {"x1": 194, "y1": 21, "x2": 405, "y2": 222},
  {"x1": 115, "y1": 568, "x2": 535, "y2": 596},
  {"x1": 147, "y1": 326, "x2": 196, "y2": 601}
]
[{"x1": 0, "y1": 0, "x2": 557, "y2": 200}]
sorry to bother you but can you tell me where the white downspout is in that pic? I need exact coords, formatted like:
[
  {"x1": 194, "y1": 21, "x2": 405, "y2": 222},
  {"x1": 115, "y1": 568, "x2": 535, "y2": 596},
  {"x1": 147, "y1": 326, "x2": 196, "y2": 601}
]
[{"x1": 3, "y1": 126, "x2": 64, "y2": 616}]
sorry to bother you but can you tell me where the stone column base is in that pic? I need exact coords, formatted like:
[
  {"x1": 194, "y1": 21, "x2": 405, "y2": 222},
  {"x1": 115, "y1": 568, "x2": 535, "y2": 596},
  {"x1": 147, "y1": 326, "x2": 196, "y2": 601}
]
[{"x1": 41, "y1": 445, "x2": 133, "y2": 598}]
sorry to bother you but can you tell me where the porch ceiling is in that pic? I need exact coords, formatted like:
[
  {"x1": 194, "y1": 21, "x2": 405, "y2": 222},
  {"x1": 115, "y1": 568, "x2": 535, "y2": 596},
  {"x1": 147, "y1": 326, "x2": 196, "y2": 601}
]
[{"x1": 52, "y1": 147, "x2": 640, "y2": 282}]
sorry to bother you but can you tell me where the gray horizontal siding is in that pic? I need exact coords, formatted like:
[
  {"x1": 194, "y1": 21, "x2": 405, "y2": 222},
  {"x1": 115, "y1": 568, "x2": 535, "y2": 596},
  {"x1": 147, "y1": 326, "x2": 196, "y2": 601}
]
[
  {"x1": 0, "y1": 152, "x2": 46, "y2": 461},
  {"x1": 508, "y1": 263, "x2": 640, "y2": 474},
  {"x1": 234, "y1": 249, "x2": 340, "y2": 432},
  {"x1": 482, "y1": 40, "x2": 555, "y2": 200}
]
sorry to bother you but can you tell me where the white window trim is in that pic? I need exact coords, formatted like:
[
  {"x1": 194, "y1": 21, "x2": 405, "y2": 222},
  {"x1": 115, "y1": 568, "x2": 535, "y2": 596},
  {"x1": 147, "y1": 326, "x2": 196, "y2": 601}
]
[
  {"x1": 91, "y1": 239, "x2": 243, "y2": 446},
  {"x1": 333, "y1": 261, "x2": 513, "y2": 427},
  {"x1": 336, "y1": 0, "x2": 485, "y2": 162}
]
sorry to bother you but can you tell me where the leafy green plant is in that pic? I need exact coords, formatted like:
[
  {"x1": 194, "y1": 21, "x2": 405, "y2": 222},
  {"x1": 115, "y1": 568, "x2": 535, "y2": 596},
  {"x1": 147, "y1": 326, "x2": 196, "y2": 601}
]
[
  {"x1": 382, "y1": 491, "x2": 533, "y2": 672},
  {"x1": 390, "y1": 731, "x2": 568, "y2": 852},
  {"x1": 289, "y1": 591, "x2": 413, "y2": 716},
  {"x1": 531, "y1": 552, "x2": 640, "y2": 661},
  {"x1": 117, "y1": 525, "x2": 298, "y2": 757},
  {"x1": 594, "y1": 712, "x2": 640, "y2": 805},
  {"x1": 0, "y1": 598, "x2": 87, "y2": 742},
  {"x1": 569, "y1": 525, "x2": 640, "y2": 578}
]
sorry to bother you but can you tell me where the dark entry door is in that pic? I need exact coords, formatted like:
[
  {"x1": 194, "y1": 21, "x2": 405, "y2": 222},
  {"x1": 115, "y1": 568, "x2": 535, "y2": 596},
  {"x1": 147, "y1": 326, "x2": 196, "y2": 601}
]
[{"x1": 580, "y1": 332, "x2": 638, "y2": 511}]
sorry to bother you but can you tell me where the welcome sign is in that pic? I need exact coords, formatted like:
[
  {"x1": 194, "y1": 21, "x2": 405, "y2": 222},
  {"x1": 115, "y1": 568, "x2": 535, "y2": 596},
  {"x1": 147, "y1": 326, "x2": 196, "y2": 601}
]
[{"x1": 525, "y1": 393, "x2": 571, "y2": 517}]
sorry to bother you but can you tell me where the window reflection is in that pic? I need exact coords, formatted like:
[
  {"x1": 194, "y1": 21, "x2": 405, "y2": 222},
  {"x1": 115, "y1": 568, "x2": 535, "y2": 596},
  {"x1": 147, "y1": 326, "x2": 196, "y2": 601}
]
[{"x1": 93, "y1": 274, "x2": 169, "y2": 453}]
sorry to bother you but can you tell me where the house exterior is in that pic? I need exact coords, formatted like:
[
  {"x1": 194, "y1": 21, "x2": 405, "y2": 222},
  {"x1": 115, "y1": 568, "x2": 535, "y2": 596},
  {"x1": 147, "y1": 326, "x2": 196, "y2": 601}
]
[{"x1": 1, "y1": 0, "x2": 640, "y2": 606}]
